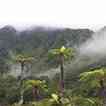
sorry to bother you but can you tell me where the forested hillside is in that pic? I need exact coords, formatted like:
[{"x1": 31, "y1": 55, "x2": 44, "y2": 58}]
[
  {"x1": 1, "y1": 26, "x2": 106, "y2": 106},
  {"x1": 0, "y1": 25, "x2": 93, "y2": 76}
]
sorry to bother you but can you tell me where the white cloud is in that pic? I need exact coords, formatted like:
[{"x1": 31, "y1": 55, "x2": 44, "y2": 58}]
[{"x1": 0, "y1": 0, "x2": 105, "y2": 30}]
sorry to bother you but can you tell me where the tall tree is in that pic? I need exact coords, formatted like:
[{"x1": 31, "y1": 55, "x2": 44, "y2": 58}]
[
  {"x1": 24, "y1": 80, "x2": 47, "y2": 101},
  {"x1": 15, "y1": 54, "x2": 34, "y2": 104},
  {"x1": 48, "y1": 46, "x2": 73, "y2": 95}
]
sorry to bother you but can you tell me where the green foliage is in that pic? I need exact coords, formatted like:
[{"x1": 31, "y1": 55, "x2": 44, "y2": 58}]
[
  {"x1": 48, "y1": 46, "x2": 74, "y2": 62},
  {"x1": 79, "y1": 68, "x2": 106, "y2": 89},
  {"x1": 13, "y1": 54, "x2": 34, "y2": 64},
  {"x1": 80, "y1": 68, "x2": 106, "y2": 81},
  {"x1": 11, "y1": 96, "x2": 103, "y2": 106},
  {"x1": 0, "y1": 75, "x2": 20, "y2": 104},
  {"x1": 70, "y1": 96, "x2": 101, "y2": 106},
  {"x1": 24, "y1": 80, "x2": 48, "y2": 92}
]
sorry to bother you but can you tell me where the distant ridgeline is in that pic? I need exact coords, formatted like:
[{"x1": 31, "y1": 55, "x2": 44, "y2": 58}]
[{"x1": 0, "y1": 25, "x2": 93, "y2": 78}]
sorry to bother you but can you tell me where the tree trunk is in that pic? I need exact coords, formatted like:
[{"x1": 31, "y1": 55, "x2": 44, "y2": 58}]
[
  {"x1": 98, "y1": 79, "x2": 106, "y2": 106},
  {"x1": 59, "y1": 54, "x2": 64, "y2": 96},
  {"x1": 19, "y1": 62, "x2": 24, "y2": 104},
  {"x1": 32, "y1": 86, "x2": 36, "y2": 100},
  {"x1": 32, "y1": 86, "x2": 40, "y2": 101},
  {"x1": 100, "y1": 79, "x2": 105, "y2": 89}
]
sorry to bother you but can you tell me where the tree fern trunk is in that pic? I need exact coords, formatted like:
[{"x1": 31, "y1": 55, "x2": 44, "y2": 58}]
[
  {"x1": 19, "y1": 62, "x2": 24, "y2": 104},
  {"x1": 32, "y1": 86, "x2": 40, "y2": 101},
  {"x1": 100, "y1": 79, "x2": 104, "y2": 89},
  {"x1": 59, "y1": 54, "x2": 64, "y2": 95},
  {"x1": 32, "y1": 86, "x2": 36, "y2": 100}
]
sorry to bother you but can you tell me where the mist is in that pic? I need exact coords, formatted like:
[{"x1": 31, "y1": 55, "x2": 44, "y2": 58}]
[
  {"x1": 34, "y1": 28, "x2": 106, "y2": 79},
  {"x1": 65, "y1": 27, "x2": 106, "y2": 77},
  {"x1": 9, "y1": 26, "x2": 106, "y2": 79}
]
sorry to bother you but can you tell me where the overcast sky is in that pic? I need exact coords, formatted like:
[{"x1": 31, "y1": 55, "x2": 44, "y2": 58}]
[{"x1": 0, "y1": 0, "x2": 106, "y2": 31}]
